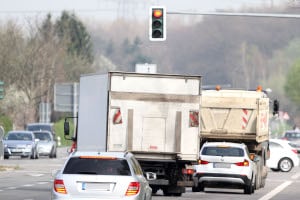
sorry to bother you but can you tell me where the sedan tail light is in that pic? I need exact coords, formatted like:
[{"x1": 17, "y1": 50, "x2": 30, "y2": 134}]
[
  {"x1": 125, "y1": 182, "x2": 140, "y2": 196},
  {"x1": 235, "y1": 159, "x2": 249, "y2": 167},
  {"x1": 54, "y1": 179, "x2": 67, "y2": 194}
]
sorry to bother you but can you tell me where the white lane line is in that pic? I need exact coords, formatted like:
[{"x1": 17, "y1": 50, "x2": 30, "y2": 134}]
[
  {"x1": 22, "y1": 184, "x2": 34, "y2": 187},
  {"x1": 37, "y1": 182, "x2": 49, "y2": 185},
  {"x1": 258, "y1": 181, "x2": 293, "y2": 200}
]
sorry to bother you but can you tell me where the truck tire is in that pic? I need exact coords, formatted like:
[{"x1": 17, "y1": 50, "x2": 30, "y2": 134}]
[{"x1": 255, "y1": 156, "x2": 262, "y2": 190}]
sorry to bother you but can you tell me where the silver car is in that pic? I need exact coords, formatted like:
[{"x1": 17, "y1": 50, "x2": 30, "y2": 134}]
[
  {"x1": 3, "y1": 130, "x2": 39, "y2": 159},
  {"x1": 34, "y1": 130, "x2": 57, "y2": 158},
  {"x1": 52, "y1": 151, "x2": 152, "y2": 200}
]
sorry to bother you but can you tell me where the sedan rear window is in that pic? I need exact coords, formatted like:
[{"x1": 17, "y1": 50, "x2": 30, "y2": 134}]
[
  {"x1": 63, "y1": 157, "x2": 131, "y2": 176},
  {"x1": 202, "y1": 147, "x2": 244, "y2": 157}
]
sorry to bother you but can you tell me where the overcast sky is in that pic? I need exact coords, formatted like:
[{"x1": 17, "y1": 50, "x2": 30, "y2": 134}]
[{"x1": 0, "y1": 0, "x2": 288, "y2": 21}]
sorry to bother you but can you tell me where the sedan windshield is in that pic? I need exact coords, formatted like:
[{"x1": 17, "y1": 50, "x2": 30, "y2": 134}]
[{"x1": 7, "y1": 133, "x2": 32, "y2": 141}]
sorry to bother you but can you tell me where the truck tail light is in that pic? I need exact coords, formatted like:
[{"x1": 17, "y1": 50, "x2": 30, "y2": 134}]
[
  {"x1": 54, "y1": 179, "x2": 67, "y2": 194},
  {"x1": 182, "y1": 168, "x2": 195, "y2": 175},
  {"x1": 125, "y1": 182, "x2": 140, "y2": 196},
  {"x1": 235, "y1": 159, "x2": 249, "y2": 167}
]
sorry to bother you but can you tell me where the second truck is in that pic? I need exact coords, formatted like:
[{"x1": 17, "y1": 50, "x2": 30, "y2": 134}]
[{"x1": 193, "y1": 87, "x2": 277, "y2": 191}]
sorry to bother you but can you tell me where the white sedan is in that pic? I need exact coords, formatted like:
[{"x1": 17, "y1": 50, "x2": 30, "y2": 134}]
[{"x1": 267, "y1": 139, "x2": 299, "y2": 172}]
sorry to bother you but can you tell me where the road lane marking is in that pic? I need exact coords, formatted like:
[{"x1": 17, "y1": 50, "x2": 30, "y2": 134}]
[
  {"x1": 23, "y1": 184, "x2": 34, "y2": 187},
  {"x1": 258, "y1": 181, "x2": 293, "y2": 200},
  {"x1": 37, "y1": 182, "x2": 49, "y2": 185}
]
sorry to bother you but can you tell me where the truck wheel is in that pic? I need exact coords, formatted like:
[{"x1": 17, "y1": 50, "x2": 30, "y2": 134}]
[
  {"x1": 255, "y1": 166, "x2": 261, "y2": 189},
  {"x1": 278, "y1": 157, "x2": 293, "y2": 172},
  {"x1": 255, "y1": 156, "x2": 262, "y2": 190},
  {"x1": 151, "y1": 187, "x2": 158, "y2": 194}
]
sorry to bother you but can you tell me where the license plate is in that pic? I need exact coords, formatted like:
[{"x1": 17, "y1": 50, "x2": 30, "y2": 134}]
[
  {"x1": 213, "y1": 163, "x2": 231, "y2": 168},
  {"x1": 11, "y1": 149, "x2": 22, "y2": 153},
  {"x1": 81, "y1": 182, "x2": 111, "y2": 191}
]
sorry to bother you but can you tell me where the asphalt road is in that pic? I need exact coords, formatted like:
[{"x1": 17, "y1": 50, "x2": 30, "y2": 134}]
[{"x1": 0, "y1": 147, "x2": 299, "y2": 200}]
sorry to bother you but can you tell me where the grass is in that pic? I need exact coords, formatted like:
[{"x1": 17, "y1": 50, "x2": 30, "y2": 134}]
[{"x1": 0, "y1": 165, "x2": 20, "y2": 171}]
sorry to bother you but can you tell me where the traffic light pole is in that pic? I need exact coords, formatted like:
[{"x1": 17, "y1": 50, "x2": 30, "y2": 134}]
[{"x1": 167, "y1": 11, "x2": 300, "y2": 18}]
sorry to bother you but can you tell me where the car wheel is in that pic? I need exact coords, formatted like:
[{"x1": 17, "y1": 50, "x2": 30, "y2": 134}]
[
  {"x1": 35, "y1": 150, "x2": 39, "y2": 159},
  {"x1": 244, "y1": 177, "x2": 254, "y2": 194},
  {"x1": 278, "y1": 157, "x2": 293, "y2": 172},
  {"x1": 4, "y1": 155, "x2": 9, "y2": 159},
  {"x1": 30, "y1": 149, "x2": 36, "y2": 159}
]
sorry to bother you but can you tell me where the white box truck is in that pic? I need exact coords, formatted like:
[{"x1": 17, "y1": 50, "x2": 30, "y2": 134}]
[
  {"x1": 196, "y1": 88, "x2": 277, "y2": 190},
  {"x1": 65, "y1": 71, "x2": 202, "y2": 196}
]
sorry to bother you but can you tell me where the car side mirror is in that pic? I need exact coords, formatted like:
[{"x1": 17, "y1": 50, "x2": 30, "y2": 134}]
[{"x1": 250, "y1": 153, "x2": 260, "y2": 162}]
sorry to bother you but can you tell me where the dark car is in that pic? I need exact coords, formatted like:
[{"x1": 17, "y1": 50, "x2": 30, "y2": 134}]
[
  {"x1": 26, "y1": 123, "x2": 56, "y2": 139},
  {"x1": 282, "y1": 131, "x2": 300, "y2": 153},
  {"x1": 3, "y1": 131, "x2": 39, "y2": 159}
]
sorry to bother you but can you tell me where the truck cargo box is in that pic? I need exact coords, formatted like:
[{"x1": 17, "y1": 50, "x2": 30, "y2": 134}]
[
  {"x1": 201, "y1": 89, "x2": 269, "y2": 143},
  {"x1": 77, "y1": 72, "x2": 202, "y2": 161}
]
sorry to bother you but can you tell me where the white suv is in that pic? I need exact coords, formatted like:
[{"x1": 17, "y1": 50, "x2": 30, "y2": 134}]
[{"x1": 192, "y1": 142, "x2": 257, "y2": 194}]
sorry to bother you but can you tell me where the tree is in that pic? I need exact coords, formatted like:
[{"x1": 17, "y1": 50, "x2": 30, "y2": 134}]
[
  {"x1": 285, "y1": 60, "x2": 300, "y2": 106},
  {"x1": 55, "y1": 11, "x2": 94, "y2": 63}
]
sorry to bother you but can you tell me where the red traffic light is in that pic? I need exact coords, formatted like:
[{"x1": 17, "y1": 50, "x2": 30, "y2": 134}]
[
  {"x1": 149, "y1": 6, "x2": 166, "y2": 41},
  {"x1": 153, "y1": 9, "x2": 163, "y2": 18}
]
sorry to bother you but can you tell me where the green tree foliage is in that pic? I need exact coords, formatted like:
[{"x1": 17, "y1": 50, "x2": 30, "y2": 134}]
[
  {"x1": 55, "y1": 11, "x2": 94, "y2": 63},
  {"x1": 0, "y1": 115, "x2": 13, "y2": 134},
  {"x1": 285, "y1": 60, "x2": 300, "y2": 106}
]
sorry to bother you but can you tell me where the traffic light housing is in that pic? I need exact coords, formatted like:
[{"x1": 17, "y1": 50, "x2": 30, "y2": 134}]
[{"x1": 149, "y1": 6, "x2": 166, "y2": 41}]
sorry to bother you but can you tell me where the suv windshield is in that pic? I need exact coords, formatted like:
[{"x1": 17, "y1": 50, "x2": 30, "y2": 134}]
[
  {"x1": 63, "y1": 157, "x2": 131, "y2": 176},
  {"x1": 202, "y1": 147, "x2": 244, "y2": 157}
]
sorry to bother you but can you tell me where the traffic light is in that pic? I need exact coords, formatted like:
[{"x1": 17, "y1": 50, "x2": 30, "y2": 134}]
[
  {"x1": 0, "y1": 81, "x2": 4, "y2": 100},
  {"x1": 149, "y1": 6, "x2": 166, "y2": 41}
]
